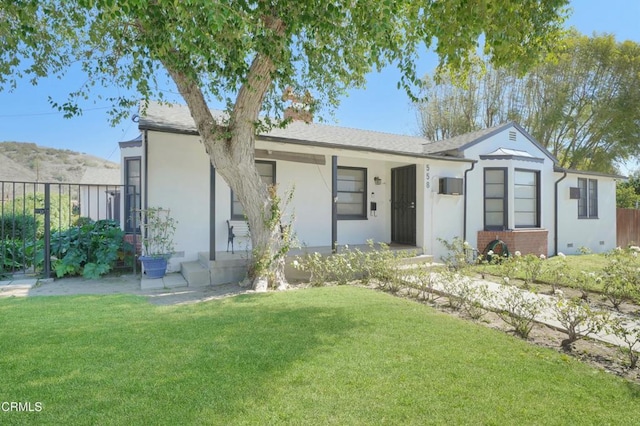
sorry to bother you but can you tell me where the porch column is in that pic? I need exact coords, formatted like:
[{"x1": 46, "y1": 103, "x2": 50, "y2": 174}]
[
  {"x1": 209, "y1": 164, "x2": 216, "y2": 261},
  {"x1": 332, "y1": 155, "x2": 338, "y2": 253}
]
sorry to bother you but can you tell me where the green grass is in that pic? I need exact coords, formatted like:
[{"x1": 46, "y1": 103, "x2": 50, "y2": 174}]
[
  {"x1": 2, "y1": 287, "x2": 640, "y2": 425},
  {"x1": 478, "y1": 253, "x2": 610, "y2": 291}
]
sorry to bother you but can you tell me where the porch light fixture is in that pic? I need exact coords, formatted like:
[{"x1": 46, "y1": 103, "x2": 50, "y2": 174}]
[{"x1": 374, "y1": 176, "x2": 382, "y2": 185}]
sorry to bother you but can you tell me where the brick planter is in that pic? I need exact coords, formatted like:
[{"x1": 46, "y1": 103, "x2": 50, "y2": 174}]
[{"x1": 477, "y1": 229, "x2": 548, "y2": 257}]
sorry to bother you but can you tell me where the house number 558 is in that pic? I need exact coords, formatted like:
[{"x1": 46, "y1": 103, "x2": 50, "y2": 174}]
[{"x1": 425, "y1": 164, "x2": 430, "y2": 189}]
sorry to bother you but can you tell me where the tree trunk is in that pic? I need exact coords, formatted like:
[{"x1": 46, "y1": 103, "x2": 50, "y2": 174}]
[{"x1": 163, "y1": 41, "x2": 289, "y2": 292}]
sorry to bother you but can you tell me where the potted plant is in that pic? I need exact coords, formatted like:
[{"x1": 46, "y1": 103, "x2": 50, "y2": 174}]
[{"x1": 137, "y1": 207, "x2": 177, "y2": 278}]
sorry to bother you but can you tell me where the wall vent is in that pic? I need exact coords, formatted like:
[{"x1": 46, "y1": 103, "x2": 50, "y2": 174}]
[
  {"x1": 508, "y1": 131, "x2": 517, "y2": 141},
  {"x1": 567, "y1": 243, "x2": 574, "y2": 248},
  {"x1": 600, "y1": 241, "x2": 605, "y2": 246}
]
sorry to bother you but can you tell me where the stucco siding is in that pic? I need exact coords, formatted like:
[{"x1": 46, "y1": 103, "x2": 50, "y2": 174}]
[
  {"x1": 421, "y1": 161, "x2": 467, "y2": 262},
  {"x1": 556, "y1": 173, "x2": 617, "y2": 254},
  {"x1": 146, "y1": 131, "x2": 210, "y2": 271}
]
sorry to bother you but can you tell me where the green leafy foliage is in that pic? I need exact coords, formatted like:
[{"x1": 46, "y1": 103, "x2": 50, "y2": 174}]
[
  {"x1": 51, "y1": 219, "x2": 130, "y2": 279},
  {"x1": 552, "y1": 297, "x2": 610, "y2": 351},
  {"x1": 497, "y1": 286, "x2": 547, "y2": 339},
  {"x1": 0, "y1": 213, "x2": 37, "y2": 240},
  {"x1": 419, "y1": 32, "x2": 640, "y2": 173},
  {"x1": 0, "y1": 0, "x2": 569, "y2": 287},
  {"x1": 617, "y1": 173, "x2": 640, "y2": 208},
  {"x1": 1, "y1": 193, "x2": 75, "y2": 237},
  {"x1": 0, "y1": 238, "x2": 45, "y2": 277}
]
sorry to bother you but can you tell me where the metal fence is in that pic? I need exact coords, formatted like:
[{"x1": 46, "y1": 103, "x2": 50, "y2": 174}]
[{"x1": 0, "y1": 181, "x2": 138, "y2": 279}]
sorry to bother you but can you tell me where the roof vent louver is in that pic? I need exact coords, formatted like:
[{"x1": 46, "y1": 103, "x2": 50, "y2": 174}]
[{"x1": 508, "y1": 131, "x2": 517, "y2": 141}]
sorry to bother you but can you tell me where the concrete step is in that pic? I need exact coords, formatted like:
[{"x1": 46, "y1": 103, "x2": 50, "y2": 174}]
[
  {"x1": 400, "y1": 254, "x2": 434, "y2": 266},
  {"x1": 209, "y1": 258, "x2": 249, "y2": 285},
  {"x1": 180, "y1": 261, "x2": 211, "y2": 287},
  {"x1": 141, "y1": 272, "x2": 188, "y2": 290}
]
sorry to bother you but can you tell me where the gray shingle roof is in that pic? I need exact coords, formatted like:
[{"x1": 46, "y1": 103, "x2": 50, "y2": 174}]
[
  {"x1": 138, "y1": 101, "x2": 473, "y2": 162},
  {"x1": 421, "y1": 122, "x2": 515, "y2": 155}
]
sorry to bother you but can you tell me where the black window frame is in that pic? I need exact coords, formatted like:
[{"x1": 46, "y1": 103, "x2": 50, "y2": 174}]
[
  {"x1": 514, "y1": 168, "x2": 541, "y2": 228},
  {"x1": 578, "y1": 177, "x2": 598, "y2": 219},
  {"x1": 230, "y1": 160, "x2": 276, "y2": 220},
  {"x1": 483, "y1": 167, "x2": 508, "y2": 231},
  {"x1": 337, "y1": 166, "x2": 367, "y2": 220},
  {"x1": 124, "y1": 156, "x2": 141, "y2": 233}
]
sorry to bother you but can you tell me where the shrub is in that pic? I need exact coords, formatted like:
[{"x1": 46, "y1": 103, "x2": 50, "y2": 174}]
[
  {"x1": 552, "y1": 297, "x2": 610, "y2": 351},
  {"x1": 543, "y1": 253, "x2": 568, "y2": 293},
  {"x1": 0, "y1": 213, "x2": 38, "y2": 240},
  {"x1": 438, "y1": 237, "x2": 474, "y2": 271},
  {"x1": 608, "y1": 319, "x2": 640, "y2": 369},
  {"x1": 51, "y1": 219, "x2": 130, "y2": 279},
  {"x1": 292, "y1": 241, "x2": 410, "y2": 290},
  {"x1": 458, "y1": 281, "x2": 492, "y2": 321},
  {"x1": 520, "y1": 253, "x2": 547, "y2": 288},
  {"x1": 601, "y1": 248, "x2": 640, "y2": 310},
  {"x1": 2, "y1": 193, "x2": 75, "y2": 237},
  {"x1": 0, "y1": 238, "x2": 45, "y2": 276},
  {"x1": 410, "y1": 264, "x2": 442, "y2": 302},
  {"x1": 497, "y1": 286, "x2": 547, "y2": 339}
]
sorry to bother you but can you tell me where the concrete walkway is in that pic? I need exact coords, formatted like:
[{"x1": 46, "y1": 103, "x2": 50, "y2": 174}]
[
  {"x1": 405, "y1": 271, "x2": 640, "y2": 351},
  {"x1": 0, "y1": 274, "x2": 249, "y2": 305}
]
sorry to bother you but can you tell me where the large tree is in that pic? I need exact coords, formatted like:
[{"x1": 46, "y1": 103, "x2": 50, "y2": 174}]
[
  {"x1": 418, "y1": 31, "x2": 640, "y2": 173},
  {"x1": 1, "y1": 0, "x2": 568, "y2": 291}
]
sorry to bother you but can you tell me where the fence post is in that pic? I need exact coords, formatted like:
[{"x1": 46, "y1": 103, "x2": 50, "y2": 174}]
[{"x1": 43, "y1": 183, "x2": 51, "y2": 279}]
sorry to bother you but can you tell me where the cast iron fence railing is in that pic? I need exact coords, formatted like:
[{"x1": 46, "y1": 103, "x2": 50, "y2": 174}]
[{"x1": 0, "y1": 180, "x2": 138, "y2": 279}]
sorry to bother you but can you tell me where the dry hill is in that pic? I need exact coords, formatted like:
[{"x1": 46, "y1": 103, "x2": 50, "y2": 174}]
[{"x1": 0, "y1": 142, "x2": 119, "y2": 183}]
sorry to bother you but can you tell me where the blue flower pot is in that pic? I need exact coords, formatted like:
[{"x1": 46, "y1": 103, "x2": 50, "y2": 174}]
[{"x1": 140, "y1": 256, "x2": 168, "y2": 279}]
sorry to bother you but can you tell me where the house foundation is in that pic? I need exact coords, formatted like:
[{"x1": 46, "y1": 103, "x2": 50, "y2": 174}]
[{"x1": 477, "y1": 229, "x2": 548, "y2": 257}]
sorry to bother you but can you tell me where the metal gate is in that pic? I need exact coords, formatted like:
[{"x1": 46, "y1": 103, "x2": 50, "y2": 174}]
[
  {"x1": 391, "y1": 165, "x2": 417, "y2": 245},
  {"x1": 0, "y1": 181, "x2": 137, "y2": 279}
]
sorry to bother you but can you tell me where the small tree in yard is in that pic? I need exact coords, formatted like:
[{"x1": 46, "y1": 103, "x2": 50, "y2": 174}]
[
  {"x1": 552, "y1": 297, "x2": 610, "y2": 352},
  {"x1": 609, "y1": 319, "x2": 640, "y2": 369},
  {"x1": 602, "y1": 248, "x2": 640, "y2": 310},
  {"x1": 497, "y1": 286, "x2": 547, "y2": 339},
  {"x1": 1, "y1": 1, "x2": 568, "y2": 290}
]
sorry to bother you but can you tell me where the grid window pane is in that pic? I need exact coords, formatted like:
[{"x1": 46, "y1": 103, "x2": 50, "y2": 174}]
[
  {"x1": 588, "y1": 179, "x2": 598, "y2": 217},
  {"x1": 577, "y1": 177, "x2": 599, "y2": 219},
  {"x1": 514, "y1": 170, "x2": 538, "y2": 227},
  {"x1": 337, "y1": 167, "x2": 366, "y2": 219},
  {"x1": 484, "y1": 168, "x2": 506, "y2": 229},
  {"x1": 578, "y1": 178, "x2": 587, "y2": 217}
]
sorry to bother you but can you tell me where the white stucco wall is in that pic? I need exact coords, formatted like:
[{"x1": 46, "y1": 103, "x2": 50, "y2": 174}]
[
  {"x1": 555, "y1": 172, "x2": 617, "y2": 254},
  {"x1": 421, "y1": 160, "x2": 469, "y2": 262},
  {"x1": 141, "y1": 130, "x2": 475, "y2": 263},
  {"x1": 146, "y1": 131, "x2": 210, "y2": 272},
  {"x1": 462, "y1": 128, "x2": 557, "y2": 255}
]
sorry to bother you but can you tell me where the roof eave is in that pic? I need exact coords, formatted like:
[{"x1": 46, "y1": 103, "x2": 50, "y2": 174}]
[
  {"x1": 554, "y1": 166, "x2": 626, "y2": 179},
  {"x1": 258, "y1": 135, "x2": 476, "y2": 163}
]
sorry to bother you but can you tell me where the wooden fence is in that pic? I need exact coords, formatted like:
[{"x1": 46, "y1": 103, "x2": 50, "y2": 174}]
[{"x1": 617, "y1": 208, "x2": 640, "y2": 247}]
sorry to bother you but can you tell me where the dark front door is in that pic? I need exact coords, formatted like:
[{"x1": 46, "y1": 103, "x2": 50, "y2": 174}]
[{"x1": 391, "y1": 165, "x2": 416, "y2": 245}]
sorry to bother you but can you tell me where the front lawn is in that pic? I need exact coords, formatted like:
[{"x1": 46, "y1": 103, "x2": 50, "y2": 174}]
[
  {"x1": 2, "y1": 287, "x2": 640, "y2": 425},
  {"x1": 477, "y1": 253, "x2": 615, "y2": 293}
]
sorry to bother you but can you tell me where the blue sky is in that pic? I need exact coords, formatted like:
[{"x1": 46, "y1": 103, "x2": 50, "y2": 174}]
[{"x1": 0, "y1": 0, "x2": 638, "y2": 167}]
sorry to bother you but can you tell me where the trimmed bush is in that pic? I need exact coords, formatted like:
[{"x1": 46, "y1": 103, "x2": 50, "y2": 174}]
[{"x1": 0, "y1": 213, "x2": 37, "y2": 240}]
